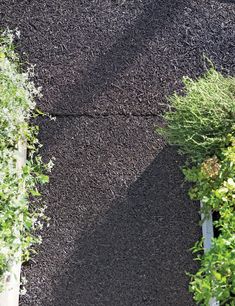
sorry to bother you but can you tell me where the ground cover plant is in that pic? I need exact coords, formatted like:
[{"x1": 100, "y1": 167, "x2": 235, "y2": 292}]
[
  {"x1": 0, "y1": 30, "x2": 52, "y2": 292},
  {"x1": 157, "y1": 67, "x2": 235, "y2": 305}
]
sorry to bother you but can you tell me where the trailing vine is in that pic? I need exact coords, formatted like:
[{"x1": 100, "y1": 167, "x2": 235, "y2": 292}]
[{"x1": 0, "y1": 30, "x2": 52, "y2": 291}]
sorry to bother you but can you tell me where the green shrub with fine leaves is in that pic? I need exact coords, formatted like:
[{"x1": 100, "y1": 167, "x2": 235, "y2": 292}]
[{"x1": 157, "y1": 68, "x2": 235, "y2": 162}]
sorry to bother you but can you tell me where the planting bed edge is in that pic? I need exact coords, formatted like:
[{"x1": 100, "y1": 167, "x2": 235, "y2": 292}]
[
  {"x1": 0, "y1": 140, "x2": 27, "y2": 306},
  {"x1": 201, "y1": 202, "x2": 220, "y2": 306}
]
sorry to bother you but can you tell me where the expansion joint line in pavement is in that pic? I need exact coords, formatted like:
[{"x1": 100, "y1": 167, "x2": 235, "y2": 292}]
[{"x1": 48, "y1": 112, "x2": 161, "y2": 118}]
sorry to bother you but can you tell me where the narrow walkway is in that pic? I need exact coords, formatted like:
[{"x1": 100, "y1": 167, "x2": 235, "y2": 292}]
[{"x1": 0, "y1": 1, "x2": 234, "y2": 305}]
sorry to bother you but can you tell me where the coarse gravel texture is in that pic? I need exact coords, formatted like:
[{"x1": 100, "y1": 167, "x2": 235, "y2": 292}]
[
  {"x1": 22, "y1": 117, "x2": 199, "y2": 306},
  {"x1": 0, "y1": 0, "x2": 234, "y2": 115},
  {"x1": 0, "y1": 0, "x2": 234, "y2": 305}
]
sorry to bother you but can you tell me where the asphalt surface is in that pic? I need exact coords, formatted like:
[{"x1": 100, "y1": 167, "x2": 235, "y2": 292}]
[
  {"x1": 22, "y1": 117, "x2": 199, "y2": 306},
  {"x1": 0, "y1": 0, "x2": 234, "y2": 305}
]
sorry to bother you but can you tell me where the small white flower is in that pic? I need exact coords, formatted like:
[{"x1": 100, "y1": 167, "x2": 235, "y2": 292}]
[
  {"x1": 15, "y1": 29, "x2": 21, "y2": 39},
  {"x1": 20, "y1": 286, "x2": 27, "y2": 296}
]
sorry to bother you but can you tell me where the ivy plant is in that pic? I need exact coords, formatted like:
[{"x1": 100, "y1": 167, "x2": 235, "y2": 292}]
[{"x1": 0, "y1": 30, "x2": 52, "y2": 291}]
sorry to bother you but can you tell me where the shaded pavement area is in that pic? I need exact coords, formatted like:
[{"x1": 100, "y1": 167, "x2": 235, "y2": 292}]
[{"x1": 0, "y1": 0, "x2": 234, "y2": 305}]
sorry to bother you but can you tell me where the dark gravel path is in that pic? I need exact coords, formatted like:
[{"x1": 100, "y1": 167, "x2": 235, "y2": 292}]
[
  {"x1": 0, "y1": 0, "x2": 234, "y2": 305},
  {"x1": 22, "y1": 117, "x2": 199, "y2": 306}
]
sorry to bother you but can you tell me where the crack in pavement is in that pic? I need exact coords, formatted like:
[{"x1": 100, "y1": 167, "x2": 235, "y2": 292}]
[{"x1": 48, "y1": 112, "x2": 163, "y2": 119}]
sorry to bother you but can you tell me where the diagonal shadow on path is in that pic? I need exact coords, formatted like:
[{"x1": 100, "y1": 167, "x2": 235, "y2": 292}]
[
  {"x1": 50, "y1": 147, "x2": 200, "y2": 306},
  {"x1": 60, "y1": 0, "x2": 187, "y2": 110}
]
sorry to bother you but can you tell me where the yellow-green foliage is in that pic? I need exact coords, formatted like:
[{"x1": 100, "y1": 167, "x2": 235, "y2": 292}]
[{"x1": 157, "y1": 68, "x2": 235, "y2": 162}]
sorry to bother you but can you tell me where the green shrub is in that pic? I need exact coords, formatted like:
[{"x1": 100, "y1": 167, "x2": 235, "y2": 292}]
[
  {"x1": 158, "y1": 67, "x2": 235, "y2": 304},
  {"x1": 183, "y1": 134, "x2": 235, "y2": 214},
  {"x1": 190, "y1": 231, "x2": 235, "y2": 305},
  {"x1": 0, "y1": 30, "x2": 52, "y2": 291},
  {"x1": 184, "y1": 137, "x2": 235, "y2": 304},
  {"x1": 157, "y1": 68, "x2": 235, "y2": 162}
]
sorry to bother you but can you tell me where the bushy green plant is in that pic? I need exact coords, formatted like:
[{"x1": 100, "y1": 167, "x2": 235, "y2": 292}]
[
  {"x1": 0, "y1": 30, "x2": 52, "y2": 291},
  {"x1": 184, "y1": 137, "x2": 235, "y2": 304},
  {"x1": 157, "y1": 68, "x2": 235, "y2": 162},
  {"x1": 190, "y1": 231, "x2": 235, "y2": 305},
  {"x1": 158, "y1": 67, "x2": 235, "y2": 304},
  {"x1": 183, "y1": 134, "x2": 235, "y2": 214}
]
